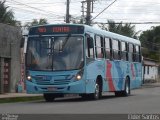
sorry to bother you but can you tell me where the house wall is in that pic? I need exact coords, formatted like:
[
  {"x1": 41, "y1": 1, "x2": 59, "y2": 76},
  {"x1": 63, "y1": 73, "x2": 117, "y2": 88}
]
[
  {"x1": 0, "y1": 23, "x2": 22, "y2": 93},
  {"x1": 143, "y1": 66, "x2": 158, "y2": 81},
  {"x1": 143, "y1": 59, "x2": 159, "y2": 83}
]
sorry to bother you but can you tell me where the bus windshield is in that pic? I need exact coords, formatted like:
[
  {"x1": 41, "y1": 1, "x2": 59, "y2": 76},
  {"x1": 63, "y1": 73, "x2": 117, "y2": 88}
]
[{"x1": 26, "y1": 36, "x2": 84, "y2": 71}]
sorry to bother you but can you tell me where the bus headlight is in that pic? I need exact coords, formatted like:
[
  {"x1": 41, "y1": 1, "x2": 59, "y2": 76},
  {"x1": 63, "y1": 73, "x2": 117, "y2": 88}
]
[
  {"x1": 75, "y1": 69, "x2": 84, "y2": 80},
  {"x1": 76, "y1": 74, "x2": 82, "y2": 80},
  {"x1": 27, "y1": 75, "x2": 32, "y2": 81}
]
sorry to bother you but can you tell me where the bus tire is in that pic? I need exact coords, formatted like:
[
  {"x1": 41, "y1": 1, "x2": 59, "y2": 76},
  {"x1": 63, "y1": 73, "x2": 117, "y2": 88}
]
[
  {"x1": 115, "y1": 91, "x2": 122, "y2": 97},
  {"x1": 123, "y1": 77, "x2": 130, "y2": 96},
  {"x1": 115, "y1": 77, "x2": 130, "y2": 97},
  {"x1": 90, "y1": 81, "x2": 101, "y2": 100},
  {"x1": 43, "y1": 93, "x2": 55, "y2": 102}
]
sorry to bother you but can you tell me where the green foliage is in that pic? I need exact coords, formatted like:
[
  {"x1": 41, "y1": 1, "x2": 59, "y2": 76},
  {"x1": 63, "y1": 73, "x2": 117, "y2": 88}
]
[
  {"x1": 24, "y1": 18, "x2": 48, "y2": 30},
  {"x1": 0, "y1": 0, "x2": 17, "y2": 26},
  {"x1": 99, "y1": 20, "x2": 140, "y2": 39},
  {"x1": 139, "y1": 26, "x2": 160, "y2": 62},
  {"x1": 0, "y1": 96, "x2": 43, "y2": 103}
]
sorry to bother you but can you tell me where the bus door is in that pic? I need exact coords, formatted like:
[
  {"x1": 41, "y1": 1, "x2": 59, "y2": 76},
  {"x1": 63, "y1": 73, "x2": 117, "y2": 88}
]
[{"x1": 85, "y1": 33, "x2": 95, "y2": 93}]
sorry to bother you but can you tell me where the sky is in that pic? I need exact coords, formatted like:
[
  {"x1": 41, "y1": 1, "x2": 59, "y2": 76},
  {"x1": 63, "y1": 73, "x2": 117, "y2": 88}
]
[{"x1": 5, "y1": 0, "x2": 160, "y2": 32}]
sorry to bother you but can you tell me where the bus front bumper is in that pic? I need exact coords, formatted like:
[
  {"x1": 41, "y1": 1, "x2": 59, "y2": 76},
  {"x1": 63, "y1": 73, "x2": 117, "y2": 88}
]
[{"x1": 26, "y1": 80, "x2": 86, "y2": 94}]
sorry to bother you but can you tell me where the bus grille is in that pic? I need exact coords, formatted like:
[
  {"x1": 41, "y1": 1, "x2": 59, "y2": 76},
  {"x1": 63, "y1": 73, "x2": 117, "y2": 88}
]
[{"x1": 33, "y1": 75, "x2": 71, "y2": 85}]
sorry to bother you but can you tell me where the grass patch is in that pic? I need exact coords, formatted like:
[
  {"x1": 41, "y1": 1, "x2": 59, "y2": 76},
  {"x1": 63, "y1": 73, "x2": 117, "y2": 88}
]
[{"x1": 0, "y1": 96, "x2": 43, "y2": 103}]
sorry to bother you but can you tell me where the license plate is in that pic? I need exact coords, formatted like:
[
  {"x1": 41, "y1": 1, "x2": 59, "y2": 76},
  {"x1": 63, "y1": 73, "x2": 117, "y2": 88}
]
[{"x1": 47, "y1": 87, "x2": 56, "y2": 91}]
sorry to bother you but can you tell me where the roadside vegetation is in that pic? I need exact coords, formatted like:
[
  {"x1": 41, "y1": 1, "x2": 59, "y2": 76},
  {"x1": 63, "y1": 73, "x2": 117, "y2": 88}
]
[{"x1": 0, "y1": 96, "x2": 43, "y2": 104}]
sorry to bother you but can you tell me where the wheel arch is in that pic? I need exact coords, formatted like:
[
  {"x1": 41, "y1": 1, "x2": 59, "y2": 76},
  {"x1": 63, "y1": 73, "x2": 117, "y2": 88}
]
[
  {"x1": 126, "y1": 75, "x2": 130, "y2": 86},
  {"x1": 96, "y1": 75, "x2": 103, "y2": 92}
]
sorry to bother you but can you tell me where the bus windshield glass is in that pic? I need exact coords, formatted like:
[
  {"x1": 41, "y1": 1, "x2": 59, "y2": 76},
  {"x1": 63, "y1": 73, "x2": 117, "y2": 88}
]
[{"x1": 26, "y1": 36, "x2": 84, "y2": 71}]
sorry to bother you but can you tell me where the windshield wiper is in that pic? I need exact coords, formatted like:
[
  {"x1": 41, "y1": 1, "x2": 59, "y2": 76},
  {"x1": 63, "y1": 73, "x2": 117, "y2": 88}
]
[{"x1": 61, "y1": 34, "x2": 71, "y2": 51}]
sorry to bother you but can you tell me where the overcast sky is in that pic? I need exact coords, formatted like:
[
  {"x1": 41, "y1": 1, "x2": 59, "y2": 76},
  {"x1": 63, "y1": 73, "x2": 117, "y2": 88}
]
[{"x1": 5, "y1": 0, "x2": 160, "y2": 32}]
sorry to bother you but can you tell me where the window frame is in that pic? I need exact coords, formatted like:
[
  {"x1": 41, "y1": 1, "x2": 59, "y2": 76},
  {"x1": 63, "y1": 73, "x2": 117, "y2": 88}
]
[
  {"x1": 86, "y1": 34, "x2": 94, "y2": 58},
  {"x1": 104, "y1": 37, "x2": 112, "y2": 60},
  {"x1": 95, "y1": 35, "x2": 104, "y2": 59},
  {"x1": 111, "y1": 38, "x2": 121, "y2": 60}
]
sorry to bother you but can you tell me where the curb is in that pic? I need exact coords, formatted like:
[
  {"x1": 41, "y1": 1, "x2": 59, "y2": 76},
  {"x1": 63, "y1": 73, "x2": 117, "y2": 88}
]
[{"x1": 0, "y1": 95, "x2": 43, "y2": 103}]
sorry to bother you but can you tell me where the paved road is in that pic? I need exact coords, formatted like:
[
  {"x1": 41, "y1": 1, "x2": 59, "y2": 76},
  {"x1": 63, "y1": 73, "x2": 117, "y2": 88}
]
[{"x1": 0, "y1": 85, "x2": 160, "y2": 114}]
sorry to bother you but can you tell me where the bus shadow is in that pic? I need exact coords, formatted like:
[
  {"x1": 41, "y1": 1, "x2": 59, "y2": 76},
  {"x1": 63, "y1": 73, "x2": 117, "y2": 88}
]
[
  {"x1": 32, "y1": 94, "x2": 134, "y2": 104},
  {"x1": 54, "y1": 95, "x2": 117, "y2": 102},
  {"x1": 35, "y1": 94, "x2": 126, "y2": 103}
]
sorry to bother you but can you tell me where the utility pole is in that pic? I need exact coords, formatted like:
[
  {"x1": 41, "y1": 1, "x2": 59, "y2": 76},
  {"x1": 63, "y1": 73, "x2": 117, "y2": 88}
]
[
  {"x1": 86, "y1": 0, "x2": 91, "y2": 25},
  {"x1": 81, "y1": 1, "x2": 85, "y2": 24},
  {"x1": 66, "y1": 0, "x2": 70, "y2": 23}
]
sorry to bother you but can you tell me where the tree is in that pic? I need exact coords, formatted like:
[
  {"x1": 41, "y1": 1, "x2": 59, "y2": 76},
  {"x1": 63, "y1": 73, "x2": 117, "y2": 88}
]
[
  {"x1": 139, "y1": 26, "x2": 160, "y2": 61},
  {"x1": 0, "y1": 0, "x2": 16, "y2": 25},
  {"x1": 99, "y1": 20, "x2": 140, "y2": 39},
  {"x1": 24, "y1": 18, "x2": 48, "y2": 30}
]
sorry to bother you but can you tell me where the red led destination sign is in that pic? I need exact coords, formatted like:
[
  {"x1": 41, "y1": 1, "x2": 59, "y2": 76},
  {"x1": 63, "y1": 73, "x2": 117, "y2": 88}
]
[
  {"x1": 52, "y1": 27, "x2": 70, "y2": 33},
  {"x1": 29, "y1": 25, "x2": 84, "y2": 35}
]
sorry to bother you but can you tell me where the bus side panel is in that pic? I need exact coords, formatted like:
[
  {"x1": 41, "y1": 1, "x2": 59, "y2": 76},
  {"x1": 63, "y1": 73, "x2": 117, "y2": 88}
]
[
  {"x1": 85, "y1": 60, "x2": 106, "y2": 93},
  {"x1": 113, "y1": 60, "x2": 126, "y2": 91},
  {"x1": 106, "y1": 60, "x2": 125, "y2": 92},
  {"x1": 130, "y1": 62, "x2": 142, "y2": 89},
  {"x1": 106, "y1": 60, "x2": 142, "y2": 92}
]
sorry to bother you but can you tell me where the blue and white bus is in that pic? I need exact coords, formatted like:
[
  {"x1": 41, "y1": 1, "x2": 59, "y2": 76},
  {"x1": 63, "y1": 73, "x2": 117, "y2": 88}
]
[{"x1": 25, "y1": 24, "x2": 142, "y2": 101}]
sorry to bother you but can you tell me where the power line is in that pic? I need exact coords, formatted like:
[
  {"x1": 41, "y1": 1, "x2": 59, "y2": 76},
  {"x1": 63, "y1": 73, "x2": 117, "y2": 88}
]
[
  {"x1": 94, "y1": 22, "x2": 160, "y2": 24},
  {"x1": 7, "y1": 0, "x2": 64, "y2": 18},
  {"x1": 91, "y1": 0, "x2": 117, "y2": 21}
]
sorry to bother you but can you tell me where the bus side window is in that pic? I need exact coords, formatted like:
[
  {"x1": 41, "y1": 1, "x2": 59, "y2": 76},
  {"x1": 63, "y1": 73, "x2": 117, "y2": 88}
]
[
  {"x1": 128, "y1": 43, "x2": 134, "y2": 62},
  {"x1": 104, "y1": 37, "x2": 111, "y2": 59},
  {"x1": 135, "y1": 45, "x2": 141, "y2": 62},
  {"x1": 121, "y1": 41, "x2": 127, "y2": 61},
  {"x1": 133, "y1": 45, "x2": 136, "y2": 62},
  {"x1": 112, "y1": 39, "x2": 120, "y2": 60},
  {"x1": 139, "y1": 46, "x2": 142, "y2": 62},
  {"x1": 86, "y1": 35, "x2": 94, "y2": 58},
  {"x1": 95, "y1": 35, "x2": 104, "y2": 58}
]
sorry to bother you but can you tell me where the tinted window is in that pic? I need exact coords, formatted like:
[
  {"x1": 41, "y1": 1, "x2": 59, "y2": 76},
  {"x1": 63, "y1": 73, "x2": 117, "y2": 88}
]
[
  {"x1": 95, "y1": 35, "x2": 104, "y2": 58},
  {"x1": 135, "y1": 45, "x2": 141, "y2": 62},
  {"x1": 112, "y1": 39, "x2": 121, "y2": 60},
  {"x1": 128, "y1": 43, "x2": 134, "y2": 62},
  {"x1": 86, "y1": 35, "x2": 94, "y2": 58},
  {"x1": 105, "y1": 37, "x2": 111, "y2": 59},
  {"x1": 121, "y1": 41, "x2": 128, "y2": 61}
]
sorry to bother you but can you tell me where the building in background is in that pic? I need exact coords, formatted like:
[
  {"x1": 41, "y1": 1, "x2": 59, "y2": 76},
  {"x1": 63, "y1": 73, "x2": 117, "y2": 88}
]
[
  {"x1": 142, "y1": 58, "x2": 159, "y2": 83},
  {"x1": 0, "y1": 23, "x2": 22, "y2": 94}
]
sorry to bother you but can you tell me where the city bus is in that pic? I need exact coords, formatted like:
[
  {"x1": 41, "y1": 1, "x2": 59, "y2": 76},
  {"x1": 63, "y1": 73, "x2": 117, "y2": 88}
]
[{"x1": 25, "y1": 24, "x2": 142, "y2": 102}]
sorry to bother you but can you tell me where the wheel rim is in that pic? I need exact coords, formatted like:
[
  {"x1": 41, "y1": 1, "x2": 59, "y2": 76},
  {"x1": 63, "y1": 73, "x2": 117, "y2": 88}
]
[
  {"x1": 95, "y1": 83, "x2": 99, "y2": 99},
  {"x1": 125, "y1": 82, "x2": 130, "y2": 94}
]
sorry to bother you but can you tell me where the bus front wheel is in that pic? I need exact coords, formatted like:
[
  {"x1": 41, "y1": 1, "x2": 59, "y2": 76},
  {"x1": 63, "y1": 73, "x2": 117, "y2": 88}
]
[
  {"x1": 81, "y1": 82, "x2": 101, "y2": 100},
  {"x1": 43, "y1": 93, "x2": 55, "y2": 102},
  {"x1": 90, "y1": 81, "x2": 101, "y2": 100}
]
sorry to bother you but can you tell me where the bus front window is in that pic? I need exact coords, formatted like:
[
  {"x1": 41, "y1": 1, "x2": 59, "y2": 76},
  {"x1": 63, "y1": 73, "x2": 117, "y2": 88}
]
[{"x1": 26, "y1": 36, "x2": 84, "y2": 71}]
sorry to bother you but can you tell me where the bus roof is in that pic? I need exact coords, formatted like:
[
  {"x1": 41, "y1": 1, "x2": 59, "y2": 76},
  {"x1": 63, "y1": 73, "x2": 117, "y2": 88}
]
[
  {"x1": 82, "y1": 24, "x2": 140, "y2": 45},
  {"x1": 29, "y1": 24, "x2": 140, "y2": 45}
]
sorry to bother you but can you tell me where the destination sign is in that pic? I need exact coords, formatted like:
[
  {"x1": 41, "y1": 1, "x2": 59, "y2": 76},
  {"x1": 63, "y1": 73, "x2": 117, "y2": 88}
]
[{"x1": 29, "y1": 25, "x2": 84, "y2": 35}]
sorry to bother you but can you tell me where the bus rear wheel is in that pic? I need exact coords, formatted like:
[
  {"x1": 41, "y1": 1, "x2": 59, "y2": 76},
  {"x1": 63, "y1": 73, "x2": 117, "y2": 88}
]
[
  {"x1": 43, "y1": 93, "x2": 55, "y2": 102},
  {"x1": 115, "y1": 77, "x2": 130, "y2": 97},
  {"x1": 123, "y1": 77, "x2": 130, "y2": 96}
]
